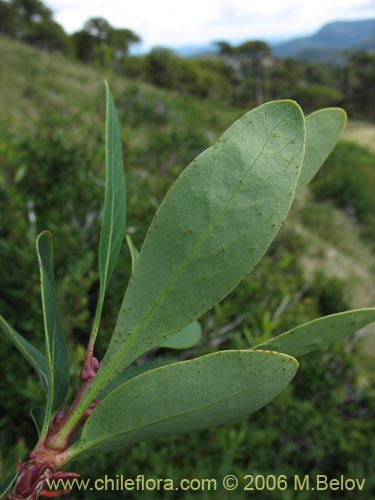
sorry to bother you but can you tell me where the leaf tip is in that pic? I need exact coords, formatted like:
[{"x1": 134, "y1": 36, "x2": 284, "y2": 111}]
[{"x1": 37, "y1": 229, "x2": 53, "y2": 242}]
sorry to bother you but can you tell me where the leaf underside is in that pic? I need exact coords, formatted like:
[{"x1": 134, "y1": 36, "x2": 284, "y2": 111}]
[
  {"x1": 95, "y1": 100, "x2": 305, "y2": 392},
  {"x1": 253, "y1": 308, "x2": 375, "y2": 357},
  {"x1": 161, "y1": 321, "x2": 202, "y2": 349},
  {"x1": 74, "y1": 350, "x2": 298, "y2": 455},
  {"x1": 99, "y1": 358, "x2": 177, "y2": 399},
  {"x1": 296, "y1": 108, "x2": 346, "y2": 193},
  {"x1": 126, "y1": 236, "x2": 201, "y2": 350}
]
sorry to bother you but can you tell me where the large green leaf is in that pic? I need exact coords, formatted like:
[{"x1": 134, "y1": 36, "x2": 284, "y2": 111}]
[
  {"x1": 91, "y1": 83, "x2": 126, "y2": 344},
  {"x1": 126, "y1": 235, "x2": 200, "y2": 350},
  {"x1": 296, "y1": 108, "x2": 346, "y2": 193},
  {"x1": 161, "y1": 321, "x2": 202, "y2": 349},
  {"x1": 0, "y1": 314, "x2": 48, "y2": 393},
  {"x1": 99, "y1": 358, "x2": 177, "y2": 399},
  {"x1": 252, "y1": 309, "x2": 375, "y2": 357},
  {"x1": 96, "y1": 100, "x2": 305, "y2": 389},
  {"x1": 36, "y1": 231, "x2": 69, "y2": 435},
  {"x1": 70, "y1": 350, "x2": 298, "y2": 456}
]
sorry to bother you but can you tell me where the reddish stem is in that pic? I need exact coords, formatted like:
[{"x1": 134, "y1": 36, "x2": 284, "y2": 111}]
[
  {"x1": 69, "y1": 349, "x2": 100, "y2": 412},
  {"x1": 6, "y1": 459, "x2": 55, "y2": 500},
  {"x1": 46, "y1": 351, "x2": 100, "y2": 444},
  {"x1": 6, "y1": 351, "x2": 100, "y2": 499}
]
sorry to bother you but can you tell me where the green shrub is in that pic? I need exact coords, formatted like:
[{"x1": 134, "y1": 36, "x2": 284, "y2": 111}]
[
  {"x1": 311, "y1": 140, "x2": 375, "y2": 242},
  {"x1": 292, "y1": 84, "x2": 343, "y2": 111},
  {"x1": 1, "y1": 89, "x2": 374, "y2": 500}
]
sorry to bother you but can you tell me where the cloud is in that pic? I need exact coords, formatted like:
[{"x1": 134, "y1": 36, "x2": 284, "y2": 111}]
[{"x1": 47, "y1": 0, "x2": 375, "y2": 49}]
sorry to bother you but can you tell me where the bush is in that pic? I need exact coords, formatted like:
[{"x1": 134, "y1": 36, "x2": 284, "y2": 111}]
[
  {"x1": 311, "y1": 140, "x2": 375, "y2": 242},
  {"x1": 293, "y1": 84, "x2": 343, "y2": 111},
  {"x1": 1, "y1": 90, "x2": 374, "y2": 500}
]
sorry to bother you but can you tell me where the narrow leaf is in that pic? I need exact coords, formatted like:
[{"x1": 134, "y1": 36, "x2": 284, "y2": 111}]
[
  {"x1": 36, "y1": 231, "x2": 69, "y2": 433},
  {"x1": 0, "y1": 315, "x2": 48, "y2": 393},
  {"x1": 253, "y1": 309, "x2": 375, "y2": 357},
  {"x1": 72, "y1": 350, "x2": 298, "y2": 455},
  {"x1": 161, "y1": 321, "x2": 202, "y2": 349},
  {"x1": 0, "y1": 472, "x2": 18, "y2": 498},
  {"x1": 98, "y1": 100, "x2": 305, "y2": 385},
  {"x1": 296, "y1": 108, "x2": 346, "y2": 193},
  {"x1": 91, "y1": 83, "x2": 126, "y2": 344},
  {"x1": 29, "y1": 407, "x2": 45, "y2": 438},
  {"x1": 126, "y1": 235, "x2": 139, "y2": 273},
  {"x1": 99, "y1": 82, "x2": 126, "y2": 293}
]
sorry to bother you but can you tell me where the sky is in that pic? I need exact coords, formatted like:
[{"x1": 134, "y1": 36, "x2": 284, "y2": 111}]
[{"x1": 47, "y1": 0, "x2": 375, "y2": 50}]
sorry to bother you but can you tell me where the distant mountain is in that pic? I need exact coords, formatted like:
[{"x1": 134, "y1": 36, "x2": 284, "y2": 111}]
[
  {"x1": 273, "y1": 19, "x2": 375, "y2": 62},
  {"x1": 174, "y1": 44, "x2": 217, "y2": 57},
  {"x1": 173, "y1": 19, "x2": 374, "y2": 63}
]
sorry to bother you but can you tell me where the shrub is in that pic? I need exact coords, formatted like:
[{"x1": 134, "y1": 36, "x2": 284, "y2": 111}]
[{"x1": 1, "y1": 87, "x2": 374, "y2": 500}]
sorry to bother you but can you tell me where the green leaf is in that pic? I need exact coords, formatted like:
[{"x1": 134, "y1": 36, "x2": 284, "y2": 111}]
[
  {"x1": 126, "y1": 235, "x2": 139, "y2": 273},
  {"x1": 36, "y1": 231, "x2": 69, "y2": 435},
  {"x1": 91, "y1": 83, "x2": 126, "y2": 345},
  {"x1": 0, "y1": 315, "x2": 48, "y2": 393},
  {"x1": 0, "y1": 471, "x2": 18, "y2": 499},
  {"x1": 125, "y1": 236, "x2": 201, "y2": 349},
  {"x1": 99, "y1": 359, "x2": 177, "y2": 399},
  {"x1": 29, "y1": 406, "x2": 45, "y2": 438},
  {"x1": 71, "y1": 350, "x2": 298, "y2": 455},
  {"x1": 97, "y1": 100, "x2": 305, "y2": 385},
  {"x1": 161, "y1": 321, "x2": 202, "y2": 349},
  {"x1": 252, "y1": 309, "x2": 375, "y2": 357},
  {"x1": 296, "y1": 108, "x2": 346, "y2": 193}
]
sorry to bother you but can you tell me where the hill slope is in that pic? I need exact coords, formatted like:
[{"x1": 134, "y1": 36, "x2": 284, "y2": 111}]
[
  {"x1": 0, "y1": 35, "x2": 373, "y2": 311},
  {"x1": 0, "y1": 36, "x2": 238, "y2": 138},
  {"x1": 273, "y1": 19, "x2": 375, "y2": 62}
]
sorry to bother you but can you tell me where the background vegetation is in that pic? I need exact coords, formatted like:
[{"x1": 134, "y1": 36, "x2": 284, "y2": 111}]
[{"x1": 0, "y1": 1, "x2": 374, "y2": 498}]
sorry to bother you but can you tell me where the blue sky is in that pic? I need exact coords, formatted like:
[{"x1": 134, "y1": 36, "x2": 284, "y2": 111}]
[{"x1": 47, "y1": 0, "x2": 375, "y2": 50}]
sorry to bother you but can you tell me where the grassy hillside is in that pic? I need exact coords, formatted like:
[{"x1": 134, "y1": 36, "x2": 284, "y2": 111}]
[
  {"x1": 2, "y1": 36, "x2": 373, "y2": 308},
  {"x1": 0, "y1": 36, "x2": 238, "y2": 140},
  {"x1": 1, "y1": 36, "x2": 374, "y2": 499}
]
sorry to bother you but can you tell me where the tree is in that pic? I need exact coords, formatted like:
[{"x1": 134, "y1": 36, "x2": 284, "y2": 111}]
[
  {"x1": 271, "y1": 58, "x2": 304, "y2": 99},
  {"x1": 214, "y1": 40, "x2": 234, "y2": 57},
  {"x1": 235, "y1": 41, "x2": 272, "y2": 105},
  {"x1": 12, "y1": 0, "x2": 52, "y2": 23},
  {"x1": 110, "y1": 28, "x2": 140, "y2": 59},
  {"x1": 343, "y1": 51, "x2": 375, "y2": 120},
  {"x1": 83, "y1": 17, "x2": 112, "y2": 42},
  {"x1": 0, "y1": 0, "x2": 71, "y2": 54},
  {"x1": 73, "y1": 18, "x2": 141, "y2": 66},
  {"x1": 0, "y1": 0, "x2": 18, "y2": 36},
  {"x1": 146, "y1": 47, "x2": 180, "y2": 88},
  {"x1": 72, "y1": 29, "x2": 99, "y2": 62}
]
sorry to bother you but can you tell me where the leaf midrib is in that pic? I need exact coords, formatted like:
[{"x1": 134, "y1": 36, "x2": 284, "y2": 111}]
[
  {"x1": 101, "y1": 117, "x2": 291, "y2": 380},
  {"x1": 100, "y1": 99, "x2": 118, "y2": 295}
]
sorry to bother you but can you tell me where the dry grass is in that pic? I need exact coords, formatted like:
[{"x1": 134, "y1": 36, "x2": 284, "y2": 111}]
[{"x1": 343, "y1": 120, "x2": 375, "y2": 152}]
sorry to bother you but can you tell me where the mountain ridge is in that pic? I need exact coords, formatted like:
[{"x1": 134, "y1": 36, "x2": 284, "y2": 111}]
[
  {"x1": 173, "y1": 18, "x2": 375, "y2": 63},
  {"x1": 273, "y1": 19, "x2": 375, "y2": 59}
]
